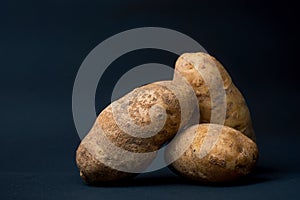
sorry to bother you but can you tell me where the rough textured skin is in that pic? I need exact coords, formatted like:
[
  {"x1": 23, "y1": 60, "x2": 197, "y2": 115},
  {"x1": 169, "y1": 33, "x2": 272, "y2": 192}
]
[
  {"x1": 76, "y1": 81, "x2": 196, "y2": 184},
  {"x1": 174, "y1": 52, "x2": 255, "y2": 141},
  {"x1": 76, "y1": 141, "x2": 135, "y2": 183},
  {"x1": 166, "y1": 124, "x2": 258, "y2": 182}
]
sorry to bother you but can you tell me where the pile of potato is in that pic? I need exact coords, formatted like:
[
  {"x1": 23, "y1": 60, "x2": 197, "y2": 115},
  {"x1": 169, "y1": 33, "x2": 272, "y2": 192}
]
[{"x1": 76, "y1": 52, "x2": 258, "y2": 184}]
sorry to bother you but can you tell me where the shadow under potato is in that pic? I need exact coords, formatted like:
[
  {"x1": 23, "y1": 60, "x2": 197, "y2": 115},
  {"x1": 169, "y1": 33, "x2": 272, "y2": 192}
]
[{"x1": 85, "y1": 165, "x2": 279, "y2": 188}]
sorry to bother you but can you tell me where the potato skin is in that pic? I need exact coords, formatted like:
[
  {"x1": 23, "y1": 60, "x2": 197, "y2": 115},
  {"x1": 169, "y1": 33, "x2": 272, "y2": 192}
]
[
  {"x1": 76, "y1": 81, "x2": 196, "y2": 184},
  {"x1": 166, "y1": 124, "x2": 258, "y2": 183},
  {"x1": 76, "y1": 140, "x2": 136, "y2": 183},
  {"x1": 174, "y1": 52, "x2": 255, "y2": 141}
]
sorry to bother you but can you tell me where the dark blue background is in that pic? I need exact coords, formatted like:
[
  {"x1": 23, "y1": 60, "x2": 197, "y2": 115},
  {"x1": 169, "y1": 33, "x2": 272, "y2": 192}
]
[{"x1": 0, "y1": 0, "x2": 299, "y2": 199}]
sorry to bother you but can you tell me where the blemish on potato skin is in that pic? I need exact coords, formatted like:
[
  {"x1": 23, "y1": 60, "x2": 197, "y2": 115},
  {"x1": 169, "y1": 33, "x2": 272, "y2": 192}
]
[{"x1": 209, "y1": 156, "x2": 227, "y2": 168}]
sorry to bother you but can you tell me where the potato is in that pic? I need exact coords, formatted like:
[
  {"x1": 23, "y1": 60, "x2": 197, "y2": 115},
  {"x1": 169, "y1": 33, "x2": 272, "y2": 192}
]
[
  {"x1": 165, "y1": 124, "x2": 258, "y2": 182},
  {"x1": 76, "y1": 80, "x2": 198, "y2": 184},
  {"x1": 174, "y1": 52, "x2": 255, "y2": 141}
]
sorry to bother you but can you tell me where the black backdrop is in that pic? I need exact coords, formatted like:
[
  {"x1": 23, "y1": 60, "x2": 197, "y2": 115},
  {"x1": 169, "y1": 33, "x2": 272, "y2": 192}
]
[{"x1": 0, "y1": 0, "x2": 299, "y2": 199}]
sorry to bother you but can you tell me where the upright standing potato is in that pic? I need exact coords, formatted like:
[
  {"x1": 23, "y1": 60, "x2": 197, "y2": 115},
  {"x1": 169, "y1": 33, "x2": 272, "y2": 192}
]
[
  {"x1": 76, "y1": 80, "x2": 198, "y2": 184},
  {"x1": 174, "y1": 52, "x2": 255, "y2": 141}
]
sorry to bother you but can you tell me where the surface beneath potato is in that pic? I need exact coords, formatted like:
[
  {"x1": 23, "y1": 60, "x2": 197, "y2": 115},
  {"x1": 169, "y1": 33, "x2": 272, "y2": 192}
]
[{"x1": 166, "y1": 123, "x2": 258, "y2": 183}]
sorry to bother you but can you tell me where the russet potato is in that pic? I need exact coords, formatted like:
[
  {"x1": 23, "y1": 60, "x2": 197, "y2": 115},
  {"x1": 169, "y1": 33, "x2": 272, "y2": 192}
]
[
  {"x1": 174, "y1": 52, "x2": 255, "y2": 141},
  {"x1": 76, "y1": 80, "x2": 197, "y2": 184},
  {"x1": 166, "y1": 124, "x2": 258, "y2": 182}
]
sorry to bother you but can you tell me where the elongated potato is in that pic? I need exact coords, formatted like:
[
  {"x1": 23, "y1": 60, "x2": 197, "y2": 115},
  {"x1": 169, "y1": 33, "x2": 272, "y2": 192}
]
[
  {"x1": 174, "y1": 52, "x2": 255, "y2": 141},
  {"x1": 76, "y1": 80, "x2": 197, "y2": 184},
  {"x1": 165, "y1": 124, "x2": 258, "y2": 182}
]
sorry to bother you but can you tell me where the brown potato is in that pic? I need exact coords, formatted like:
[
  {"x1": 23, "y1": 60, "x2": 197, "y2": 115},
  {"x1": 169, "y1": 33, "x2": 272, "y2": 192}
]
[
  {"x1": 174, "y1": 52, "x2": 255, "y2": 141},
  {"x1": 165, "y1": 124, "x2": 258, "y2": 183},
  {"x1": 76, "y1": 80, "x2": 197, "y2": 184}
]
